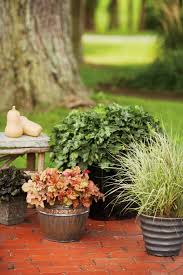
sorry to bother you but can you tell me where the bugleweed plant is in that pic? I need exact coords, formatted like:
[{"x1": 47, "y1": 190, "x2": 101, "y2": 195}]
[
  {"x1": 0, "y1": 167, "x2": 30, "y2": 202},
  {"x1": 108, "y1": 134, "x2": 183, "y2": 218}
]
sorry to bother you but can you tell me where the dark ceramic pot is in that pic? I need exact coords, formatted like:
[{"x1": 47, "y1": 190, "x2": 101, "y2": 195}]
[
  {"x1": 89, "y1": 166, "x2": 136, "y2": 220},
  {"x1": 0, "y1": 196, "x2": 27, "y2": 225},
  {"x1": 37, "y1": 205, "x2": 89, "y2": 242},
  {"x1": 139, "y1": 214, "x2": 183, "y2": 257}
]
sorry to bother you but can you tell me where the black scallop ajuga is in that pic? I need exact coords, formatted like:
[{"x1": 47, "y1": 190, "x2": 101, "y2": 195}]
[{"x1": 0, "y1": 167, "x2": 30, "y2": 202}]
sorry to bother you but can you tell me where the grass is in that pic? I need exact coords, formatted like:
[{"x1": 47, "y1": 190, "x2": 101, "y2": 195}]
[
  {"x1": 81, "y1": 34, "x2": 158, "y2": 88},
  {"x1": 1, "y1": 33, "x2": 183, "y2": 168},
  {"x1": 0, "y1": 108, "x2": 69, "y2": 168},
  {"x1": 1, "y1": 93, "x2": 183, "y2": 168},
  {"x1": 82, "y1": 34, "x2": 158, "y2": 66},
  {"x1": 93, "y1": 92, "x2": 183, "y2": 142},
  {"x1": 82, "y1": 34, "x2": 183, "y2": 93},
  {"x1": 107, "y1": 134, "x2": 183, "y2": 217}
]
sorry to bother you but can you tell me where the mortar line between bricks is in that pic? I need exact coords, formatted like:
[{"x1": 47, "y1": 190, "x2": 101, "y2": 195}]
[
  {"x1": 29, "y1": 256, "x2": 41, "y2": 272},
  {"x1": 167, "y1": 263, "x2": 183, "y2": 273},
  {"x1": 148, "y1": 263, "x2": 166, "y2": 274}
]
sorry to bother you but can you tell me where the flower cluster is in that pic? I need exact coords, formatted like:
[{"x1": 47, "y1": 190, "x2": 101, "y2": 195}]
[{"x1": 22, "y1": 166, "x2": 104, "y2": 208}]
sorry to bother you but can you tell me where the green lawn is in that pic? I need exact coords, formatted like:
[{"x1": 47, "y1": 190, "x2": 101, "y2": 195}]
[
  {"x1": 1, "y1": 34, "x2": 182, "y2": 168},
  {"x1": 83, "y1": 34, "x2": 157, "y2": 66},
  {"x1": 1, "y1": 93, "x2": 183, "y2": 168},
  {"x1": 93, "y1": 92, "x2": 183, "y2": 142},
  {"x1": 81, "y1": 34, "x2": 158, "y2": 88}
]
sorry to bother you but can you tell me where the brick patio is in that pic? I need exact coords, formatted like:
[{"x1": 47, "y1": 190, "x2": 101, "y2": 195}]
[{"x1": 0, "y1": 209, "x2": 183, "y2": 275}]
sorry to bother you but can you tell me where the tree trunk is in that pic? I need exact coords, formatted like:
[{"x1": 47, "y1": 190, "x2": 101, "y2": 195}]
[
  {"x1": 0, "y1": 0, "x2": 89, "y2": 112},
  {"x1": 127, "y1": 0, "x2": 133, "y2": 32},
  {"x1": 71, "y1": 0, "x2": 85, "y2": 64},
  {"x1": 85, "y1": 0, "x2": 98, "y2": 31},
  {"x1": 108, "y1": 0, "x2": 119, "y2": 30},
  {"x1": 139, "y1": 0, "x2": 146, "y2": 31}
]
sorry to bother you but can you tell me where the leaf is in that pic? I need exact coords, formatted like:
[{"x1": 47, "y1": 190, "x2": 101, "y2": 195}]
[
  {"x1": 0, "y1": 167, "x2": 30, "y2": 201},
  {"x1": 50, "y1": 104, "x2": 161, "y2": 171}
]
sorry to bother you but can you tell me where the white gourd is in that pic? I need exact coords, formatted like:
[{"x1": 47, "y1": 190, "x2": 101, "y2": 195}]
[
  {"x1": 20, "y1": 116, "x2": 42, "y2": 137},
  {"x1": 5, "y1": 106, "x2": 23, "y2": 138}
]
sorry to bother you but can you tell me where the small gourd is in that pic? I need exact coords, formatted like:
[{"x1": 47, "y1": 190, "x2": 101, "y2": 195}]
[
  {"x1": 20, "y1": 116, "x2": 42, "y2": 137},
  {"x1": 5, "y1": 106, "x2": 23, "y2": 138}
]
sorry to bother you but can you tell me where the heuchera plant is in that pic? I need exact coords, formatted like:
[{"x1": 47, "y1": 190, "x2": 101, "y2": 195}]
[{"x1": 22, "y1": 166, "x2": 104, "y2": 208}]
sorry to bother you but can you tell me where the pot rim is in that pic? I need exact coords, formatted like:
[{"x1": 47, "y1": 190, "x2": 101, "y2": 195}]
[
  {"x1": 139, "y1": 213, "x2": 183, "y2": 221},
  {"x1": 37, "y1": 205, "x2": 89, "y2": 217},
  {"x1": 37, "y1": 205, "x2": 89, "y2": 211}
]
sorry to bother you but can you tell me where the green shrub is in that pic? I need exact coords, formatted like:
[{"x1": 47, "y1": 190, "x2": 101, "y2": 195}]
[
  {"x1": 159, "y1": 1, "x2": 183, "y2": 50},
  {"x1": 107, "y1": 134, "x2": 183, "y2": 218},
  {"x1": 145, "y1": 0, "x2": 161, "y2": 31},
  {"x1": 117, "y1": 49, "x2": 183, "y2": 92},
  {"x1": 50, "y1": 104, "x2": 161, "y2": 170}
]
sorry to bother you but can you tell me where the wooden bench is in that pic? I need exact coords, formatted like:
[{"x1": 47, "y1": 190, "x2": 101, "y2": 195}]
[{"x1": 0, "y1": 133, "x2": 50, "y2": 172}]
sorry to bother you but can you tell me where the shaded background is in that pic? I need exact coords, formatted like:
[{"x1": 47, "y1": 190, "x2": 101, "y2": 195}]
[{"x1": 0, "y1": 0, "x2": 183, "y2": 167}]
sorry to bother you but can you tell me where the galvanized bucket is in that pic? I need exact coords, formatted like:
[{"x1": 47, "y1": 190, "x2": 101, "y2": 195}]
[
  {"x1": 37, "y1": 205, "x2": 89, "y2": 242},
  {"x1": 139, "y1": 214, "x2": 183, "y2": 257}
]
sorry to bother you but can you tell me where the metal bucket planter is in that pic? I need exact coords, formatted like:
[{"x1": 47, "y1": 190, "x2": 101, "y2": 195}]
[
  {"x1": 0, "y1": 196, "x2": 26, "y2": 225},
  {"x1": 139, "y1": 214, "x2": 183, "y2": 257},
  {"x1": 37, "y1": 205, "x2": 89, "y2": 242}
]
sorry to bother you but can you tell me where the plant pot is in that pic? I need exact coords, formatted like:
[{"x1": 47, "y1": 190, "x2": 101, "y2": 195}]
[
  {"x1": 139, "y1": 214, "x2": 183, "y2": 257},
  {"x1": 0, "y1": 196, "x2": 27, "y2": 225},
  {"x1": 89, "y1": 166, "x2": 137, "y2": 220},
  {"x1": 37, "y1": 205, "x2": 89, "y2": 242}
]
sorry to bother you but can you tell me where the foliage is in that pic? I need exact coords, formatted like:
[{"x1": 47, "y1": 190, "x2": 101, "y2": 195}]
[
  {"x1": 22, "y1": 167, "x2": 103, "y2": 209},
  {"x1": 117, "y1": 49, "x2": 183, "y2": 92},
  {"x1": 82, "y1": 34, "x2": 157, "y2": 67},
  {"x1": 157, "y1": 0, "x2": 183, "y2": 50},
  {"x1": 107, "y1": 134, "x2": 183, "y2": 218},
  {"x1": 1, "y1": 93, "x2": 183, "y2": 169},
  {"x1": 51, "y1": 104, "x2": 161, "y2": 170},
  {"x1": 95, "y1": 0, "x2": 148, "y2": 34},
  {"x1": 0, "y1": 167, "x2": 30, "y2": 202},
  {"x1": 144, "y1": 0, "x2": 161, "y2": 31}
]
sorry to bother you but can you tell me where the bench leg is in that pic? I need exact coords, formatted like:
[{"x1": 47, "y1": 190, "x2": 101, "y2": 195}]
[
  {"x1": 27, "y1": 153, "x2": 36, "y2": 171},
  {"x1": 37, "y1": 153, "x2": 45, "y2": 172}
]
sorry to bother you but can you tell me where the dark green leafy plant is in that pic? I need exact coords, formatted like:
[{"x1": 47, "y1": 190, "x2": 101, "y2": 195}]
[
  {"x1": 117, "y1": 49, "x2": 183, "y2": 92},
  {"x1": 0, "y1": 167, "x2": 30, "y2": 202},
  {"x1": 50, "y1": 104, "x2": 161, "y2": 170}
]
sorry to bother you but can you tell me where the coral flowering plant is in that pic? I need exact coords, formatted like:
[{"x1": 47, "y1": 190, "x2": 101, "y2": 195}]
[{"x1": 22, "y1": 166, "x2": 104, "y2": 209}]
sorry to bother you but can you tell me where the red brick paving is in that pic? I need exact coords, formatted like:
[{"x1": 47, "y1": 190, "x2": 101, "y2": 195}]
[{"x1": 0, "y1": 209, "x2": 182, "y2": 275}]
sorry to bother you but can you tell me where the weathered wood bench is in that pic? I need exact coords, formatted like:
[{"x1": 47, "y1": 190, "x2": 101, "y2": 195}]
[{"x1": 0, "y1": 133, "x2": 50, "y2": 172}]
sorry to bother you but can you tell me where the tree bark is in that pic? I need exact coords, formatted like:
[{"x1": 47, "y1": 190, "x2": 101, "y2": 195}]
[
  {"x1": 139, "y1": 0, "x2": 146, "y2": 31},
  {"x1": 0, "y1": 0, "x2": 89, "y2": 112},
  {"x1": 127, "y1": 0, "x2": 133, "y2": 32},
  {"x1": 85, "y1": 0, "x2": 98, "y2": 31},
  {"x1": 108, "y1": 0, "x2": 119, "y2": 30},
  {"x1": 71, "y1": 0, "x2": 85, "y2": 64}
]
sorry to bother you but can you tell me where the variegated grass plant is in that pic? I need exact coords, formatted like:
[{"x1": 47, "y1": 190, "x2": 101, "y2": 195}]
[{"x1": 107, "y1": 134, "x2": 183, "y2": 218}]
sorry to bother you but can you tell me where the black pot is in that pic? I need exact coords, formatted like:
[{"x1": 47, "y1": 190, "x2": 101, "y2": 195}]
[
  {"x1": 0, "y1": 196, "x2": 27, "y2": 225},
  {"x1": 89, "y1": 166, "x2": 136, "y2": 220},
  {"x1": 37, "y1": 205, "x2": 89, "y2": 242},
  {"x1": 139, "y1": 214, "x2": 183, "y2": 257}
]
